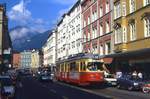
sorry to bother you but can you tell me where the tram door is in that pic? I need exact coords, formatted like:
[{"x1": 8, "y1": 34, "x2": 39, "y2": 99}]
[{"x1": 69, "y1": 61, "x2": 80, "y2": 80}]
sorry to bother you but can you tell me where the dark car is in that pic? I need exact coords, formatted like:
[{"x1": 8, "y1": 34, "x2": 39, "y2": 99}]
[
  {"x1": 38, "y1": 71, "x2": 54, "y2": 82},
  {"x1": 0, "y1": 76, "x2": 16, "y2": 98},
  {"x1": 117, "y1": 75, "x2": 144, "y2": 91}
]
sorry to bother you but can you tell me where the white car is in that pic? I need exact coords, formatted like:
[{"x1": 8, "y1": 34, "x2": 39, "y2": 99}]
[{"x1": 104, "y1": 74, "x2": 117, "y2": 86}]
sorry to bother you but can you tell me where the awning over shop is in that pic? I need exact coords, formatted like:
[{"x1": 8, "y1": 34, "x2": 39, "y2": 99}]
[
  {"x1": 103, "y1": 58, "x2": 113, "y2": 64},
  {"x1": 105, "y1": 48, "x2": 150, "y2": 59}
]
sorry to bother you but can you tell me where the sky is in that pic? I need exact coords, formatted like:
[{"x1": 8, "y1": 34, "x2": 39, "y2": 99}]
[{"x1": 0, "y1": 0, "x2": 77, "y2": 40}]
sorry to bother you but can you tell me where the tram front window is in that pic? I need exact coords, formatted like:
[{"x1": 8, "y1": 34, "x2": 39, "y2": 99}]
[{"x1": 87, "y1": 62, "x2": 102, "y2": 71}]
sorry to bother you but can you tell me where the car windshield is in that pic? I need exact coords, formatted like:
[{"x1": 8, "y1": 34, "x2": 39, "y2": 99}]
[
  {"x1": 123, "y1": 75, "x2": 142, "y2": 81},
  {"x1": 41, "y1": 72, "x2": 51, "y2": 76}
]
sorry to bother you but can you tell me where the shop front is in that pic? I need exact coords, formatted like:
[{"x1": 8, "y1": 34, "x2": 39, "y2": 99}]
[{"x1": 105, "y1": 48, "x2": 150, "y2": 76}]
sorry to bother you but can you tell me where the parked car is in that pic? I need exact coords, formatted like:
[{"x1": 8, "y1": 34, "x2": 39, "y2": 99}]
[
  {"x1": 142, "y1": 81, "x2": 150, "y2": 93},
  {"x1": 117, "y1": 75, "x2": 144, "y2": 91},
  {"x1": 0, "y1": 76, "x2": 15, "y2": 98},
  {"x1": 104, "y1": 73, "x2": 117, "y2": 86}
]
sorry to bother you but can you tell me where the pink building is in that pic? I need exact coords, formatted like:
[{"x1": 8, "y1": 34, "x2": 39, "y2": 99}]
[
  {"x1": 13, "y1": 52, "x2": 21, "y2": 69},
  {"x1": 81, "y1": 0, "x2": 113, "y2": 55}
]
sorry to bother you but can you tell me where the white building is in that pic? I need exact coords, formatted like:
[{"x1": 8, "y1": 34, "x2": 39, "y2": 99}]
[
  {"x1": 56, "y1": 0, "x2": 82, "y2": 60},
  {"x1": 42, "y1": 30, "x2": 56, "y2": 67},
  {"x1": 20, "y1": 50, "x2": 32, "y2": 69},
  {"x1": 57, "y1": 14, "x2": 69, "y2": 60}
]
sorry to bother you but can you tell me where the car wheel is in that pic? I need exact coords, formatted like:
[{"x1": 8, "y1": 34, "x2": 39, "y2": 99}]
[
  {"x1": 128, "y1": 86, "x2": 133, "y2": 91},
  {"x1": 142, "y1": 87, "x2": 150, "y2": 94}
]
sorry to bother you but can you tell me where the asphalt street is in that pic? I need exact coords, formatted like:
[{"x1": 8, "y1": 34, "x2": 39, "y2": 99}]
[
  {"x1": 14, "y1": 76, "x2": 150, "y2": 99},
  {"x1": 15, "y1": 77, "x2": 62, "y2": 99},
  {"x1": 14, "y1": 77, "x2": 110, "y2": 99}
]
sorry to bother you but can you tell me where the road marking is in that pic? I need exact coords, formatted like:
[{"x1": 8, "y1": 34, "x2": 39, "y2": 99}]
[
  {"x1": 38, "y1": 82, "x2": 58, "y2": 95},
  {"x1": 62, "y1": 96, "x2": 69, "y2": 99},
  {"x1": 50, "y1": 89, "x2": 57, "y2": 93},
  {"x1": 56, "y1": 82, "x2": 112, "y2": 99}
]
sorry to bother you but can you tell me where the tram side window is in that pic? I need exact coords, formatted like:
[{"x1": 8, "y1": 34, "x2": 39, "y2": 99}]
[
  {"x1": 70, "y1": 62, "x2": 76, "y2": 71},
  {"x1": 80, "y1": 62, "x2": 86, "y2": 71},
  {"x1": 65, "y1": 64, "x2": 68, "y2": 72},
  {"x1": 87, "y1": 62, "x2": 103, "y2": 71},
  {"x1": 58, "y1": 65, "x2": 61, "y2": 72},
  {"x1": 61, "y1": 64, "x2": 64, "y2": 72}
]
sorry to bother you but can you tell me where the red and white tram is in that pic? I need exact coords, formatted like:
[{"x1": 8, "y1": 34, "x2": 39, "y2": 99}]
[{"x1": 56, "y1": 53, "x2": 104, "y2": 86}]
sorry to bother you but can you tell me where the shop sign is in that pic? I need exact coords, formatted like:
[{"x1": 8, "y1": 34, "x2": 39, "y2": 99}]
[{"x1": 3, "y1": 48, "x2": 11, "y2": 54}]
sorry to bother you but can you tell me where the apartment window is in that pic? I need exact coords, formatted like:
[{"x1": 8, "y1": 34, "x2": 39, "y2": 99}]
[
  {"x1": 100, "y1": 45, "x2": 103, "y2": 55},
  {"x1": 88, "y1": 16, "x2": 90, "y2": 24},
  {"x1": 72, "y1": 41, "x2": 75, "y2": 48},
  {"x1": 100, "y1": 6, "x2": 103, "y2": 17},
  {"x1": 105, "y1": 42, "x2": 111, "y2": 55},
  {"x1": 95, "y1": 11, "x2": 97, "y2": 20},
  {"x1": 68, "y1": 44, "x2": 70, "y2": 49},
  {"x1": 144, "y1": 0, "x2": 150, "y2": 6},
  {"x1": 88, "y1": 31, "x2": 90, "y2": 41},
  {"x1": 122, "y1": 2, "x2": 126, "y2": 16},
  {"x1": 84, "y1": 20, "x2": 86, "y2": 27},
  {"x1": 93, "y1": 46, "x2": 98, "y2": 54},
  {"x1": 106, "y1": 21, "x2": 110, "y2": 33},
  {"x1": 92, "y1": 11, "x2": 97, "y2": 22},
  {"x1": 92, "y1": 12, "x2": 94, "y2": 22},
  {"x1": 130, "y1": 23, "x2": 136, "y2": 41},
  {"x1": 95, "y1": 27, "x2": 97, "y2": 38},
  {"x1": 115, "y1": 28, "x2": 122, "y2": 44},
  {"x1": 106, "y1": 1, "x2": 109, "y2": 13},
  {"x1": 129, "y1": 0, "x2": 136, "y2": 13},
  {"x1": 92, "y1": 27, "x2": 95, "y2": 39},
  {"x1": 83, "y1": 32, "x2": 86, "y2": 42},
  {"x1": 123, "y1": 27, "x2": 127, "y2": 43},
  {"x1": 92, "y1": 27, "x2": 97, "y2": 39},
  {"x1": 100, "y1": 23, "x2": 103, "y2": 36},
  {"x1": 144, "y1": 18, "x2": 150, "y2": 37},
  {"x1": 114, "y1": 2, "x2": 121, "y2": 19}
]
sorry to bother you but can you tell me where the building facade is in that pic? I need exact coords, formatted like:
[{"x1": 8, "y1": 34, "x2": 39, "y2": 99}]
[
  {"x1": 66, "y1": 0, "x2": 83, "y2": 56},
  {"x1": 56, "y1": 0, "x2": 83, "y2": 60},
  {"x1": 43, "y1": 30, "x2": 56, "y2": 67},
  {"x1": 57, "y1": 14, "x2": 69, "y2": 60},
  {"x1": 112, "y1": 0, "x2": 150, "y2": 73},
  {"x1": 13, "y1": 52, "x2": 21, "y2": 69},
  {"x1": 114, "y1": 0, "x2": 150, "y2": 52},
  {"x1": 0, "y1": 4, "x2": 12, "y2": 72},
  {"x1": 81, "y1": 0, "x2": 113, "y2": 56},
  {"x1": 20, "y1": 51, "x2": 32, "y2": 69},
  {"x1": 31, "y1": 50, "x2": 41, "y2": 69}
]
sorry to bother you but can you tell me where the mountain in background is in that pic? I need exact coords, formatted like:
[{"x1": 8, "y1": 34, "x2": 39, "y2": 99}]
[{"x1": 9, "y1": 26, "x2": 51, "y2": 52}]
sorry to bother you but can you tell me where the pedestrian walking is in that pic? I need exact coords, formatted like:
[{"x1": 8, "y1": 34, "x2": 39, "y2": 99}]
[
  {"x1": 116, "y1": 70, "x2": 122, "y2": 79},
  {"x1": 132, "y1": 70, "x2": 138, "y2": 79},
  {"x1": 138, "y1": 71, "x2": 143, "y2": 79}
]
